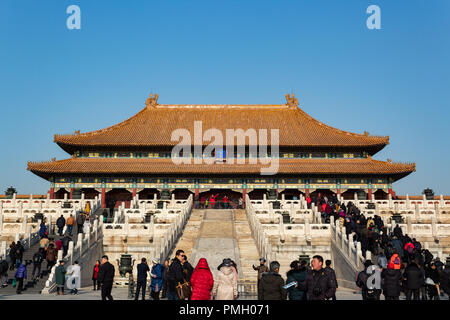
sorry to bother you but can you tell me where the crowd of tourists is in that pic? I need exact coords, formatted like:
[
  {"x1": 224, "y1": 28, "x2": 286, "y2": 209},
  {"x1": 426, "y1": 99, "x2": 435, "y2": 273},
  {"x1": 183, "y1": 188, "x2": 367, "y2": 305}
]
[
  {"x1": 197, "y1": 194, "x2": 244, "y2": 209},
  {"x1": 132, "y1": 250, "x2": 338, "y2": 301},
  {"x1": 0, "y1": 211, "x2": 94, "y2": 294},
  {"x1": 355, "y1": 228, "x2": 450, "y2": 300}
]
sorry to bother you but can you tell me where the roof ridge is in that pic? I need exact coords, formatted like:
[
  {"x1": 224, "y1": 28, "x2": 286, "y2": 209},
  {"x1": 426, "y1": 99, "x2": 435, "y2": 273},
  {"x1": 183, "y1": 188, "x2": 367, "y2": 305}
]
[{"x1": 292, "y1": 107, "x2": 389, "y2": 143}]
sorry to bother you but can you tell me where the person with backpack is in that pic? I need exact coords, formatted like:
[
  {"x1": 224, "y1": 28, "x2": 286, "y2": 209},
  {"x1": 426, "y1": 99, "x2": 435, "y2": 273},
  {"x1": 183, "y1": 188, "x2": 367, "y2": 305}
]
[
  {"x1": 31, "y1": 248, "x2": 45, "y2": 280},
  {"x1": 381, "y1": 262, "x2": 402, "y2": 300},
  {"x1": 76, "y1": 213, "x2": 85, "y2": 234},
  {"x1": 286, "y1": 260, "x2": 307, "y2": 300},
  {"x1": 56, "y1": 215, "x2": 66, "y2": 236},
  {"x1": 356, "y1": 260, "x2": 381, "y2": 300},
  {"x1": 391, "y1": 236, "x2": 404, "y2": 261},
  {"x1": 412, "y1": 238, "x2": 422, "y2": 251},
  {"x1": 39, "y1": 235, "x2": 50, "y2": 252},
  {"x1": 14, "y1": 262, "x2": 27, "y2": 294},
  {"x1": 404, "y1": 241, "x2": 415, "y2": 264},
  {"x1": 389, "y1": 250, "x2": 402, "y2": 270}
]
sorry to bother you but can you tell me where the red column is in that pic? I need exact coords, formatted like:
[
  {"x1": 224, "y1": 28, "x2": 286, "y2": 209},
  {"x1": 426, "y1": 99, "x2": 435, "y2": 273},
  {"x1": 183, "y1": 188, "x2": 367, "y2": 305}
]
[
  {"x1": 368, "y1": 188, "x2": 373, "y2": 200},
  {"x1": 242, "y1": 189, "x2": 246, "y2": 209},
  {"x1": 337, "y1": 189, "x2": 341, "y2": 197},
  {"x1": 49, "y1": 187, "x2": 55, "y2": 199},
  {"x1": 388, "y1": 188, "x2": 393, "y2": 197},
  {"x1": 69, "y1": 188, "x2": 74, "y2": 199},
  {"x1": 101, "y1": 188, "x2": 106, "y2": 208},
  {"x1": 132, "y1": 188, "x2": 137, "y2": 199},
  {"x1": 305, "y1": 188, "x2": 310, "y2": 198}
]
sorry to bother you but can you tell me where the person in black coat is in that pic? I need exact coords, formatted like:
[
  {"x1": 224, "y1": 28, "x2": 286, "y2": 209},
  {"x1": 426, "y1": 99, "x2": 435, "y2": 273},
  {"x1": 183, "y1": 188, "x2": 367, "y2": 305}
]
[
  {"x1": 259, "y1": 261, "x2": 287, "y2": 300},
  {"x1": 324, "y1": 260, "x2": 338, "y2": 300},
  {"x1": 56, "y1": 215, "x2": 66, "y2": 236},
  {"x1": 9, "y1": 242, "x2": 16, "y2": 270},
  {"x1": 161, "y1": 259, "x2": 170, "y2": 298},
  {"x1": 300, "y1": 255, "x2": 336, "y2": 300},
  {"x1": 425, "y1": 263, "x2": 440, "y2": 300},
  {"x1": 440, "y1": 264, "x2": 450, "y2": 297},
  {"x1": 97, "y1": 255, "x2": 115, "y2": 300},
  {"x1": 381, "y1": 263, "x2": 402, "y2": 300},
  {"x1": 166, "y1": 250, "x2": 186, "y2": 300},
  {"x1": 134, "y1": 258, "x2": 150, "y2": 300},
  {"x1": 61, "y1": 235, "x2": 71, "y2": 257},
  {"x1": 403, "y1": 260, "x2": 423, "y2": 300},
  {"x1": 182, "y1": 255, "x2": 194, "y2": 282},
  {"x1": 0, "y1": 259, "x2": 8, "y2": 287}
]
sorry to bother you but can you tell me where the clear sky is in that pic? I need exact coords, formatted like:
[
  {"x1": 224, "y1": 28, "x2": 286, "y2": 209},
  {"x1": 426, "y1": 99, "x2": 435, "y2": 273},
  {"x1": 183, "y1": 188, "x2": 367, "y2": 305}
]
[{"x1": 0, "y1": 0, "x2": 449, "y2": 196}]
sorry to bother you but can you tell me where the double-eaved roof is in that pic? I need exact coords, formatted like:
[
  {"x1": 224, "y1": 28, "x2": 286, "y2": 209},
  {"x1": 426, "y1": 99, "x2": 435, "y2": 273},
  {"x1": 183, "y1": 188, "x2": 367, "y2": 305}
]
[
  {"x1": 28, "y1": 94, "x2": 415, "y2": 181},
  {"x1": 53, "y1": 94, "x2": 389, "y2": 154}
]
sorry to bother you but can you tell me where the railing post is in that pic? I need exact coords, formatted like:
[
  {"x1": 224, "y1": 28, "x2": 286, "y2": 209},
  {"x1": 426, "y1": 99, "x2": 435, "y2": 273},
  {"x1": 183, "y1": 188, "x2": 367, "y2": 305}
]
[
  {"x1": 78, "y1": 233, "x2": 83, "y2": 255},
  {"x1": 27, "y1": 225, "x2": 32, "y2": 249},
  {"x1": 341, "y1": 226, "x2": 346, "y2": 248},
  {"x1": 348, "y1": 233, "x2": 353, "y2": 256},
  {"x1": 68, "y1": 241, "x2": 74, "y2": 262}
]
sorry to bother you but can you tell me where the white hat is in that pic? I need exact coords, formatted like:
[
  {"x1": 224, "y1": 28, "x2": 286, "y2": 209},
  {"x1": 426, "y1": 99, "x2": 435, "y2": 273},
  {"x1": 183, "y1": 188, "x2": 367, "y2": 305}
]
[{"x1": 152, "y1": 258, "x2": 160, "y2": 264}]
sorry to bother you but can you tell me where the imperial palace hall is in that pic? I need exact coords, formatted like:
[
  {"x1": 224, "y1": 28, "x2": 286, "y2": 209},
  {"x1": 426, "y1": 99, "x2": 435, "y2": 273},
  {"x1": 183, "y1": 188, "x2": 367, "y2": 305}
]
[{"x1": 27, "y1": 93, "x2": 415, "y2": 209}]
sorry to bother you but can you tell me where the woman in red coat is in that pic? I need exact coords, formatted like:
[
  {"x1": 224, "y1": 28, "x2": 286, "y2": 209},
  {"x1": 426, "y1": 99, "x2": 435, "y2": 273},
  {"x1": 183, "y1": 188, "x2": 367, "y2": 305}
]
[{"x1": 190, "y1": 258, "x2": 214, "y2": 300}]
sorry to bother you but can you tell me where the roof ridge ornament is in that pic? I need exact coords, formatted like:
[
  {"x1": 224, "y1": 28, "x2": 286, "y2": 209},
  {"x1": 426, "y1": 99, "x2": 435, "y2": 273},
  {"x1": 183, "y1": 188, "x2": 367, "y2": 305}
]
[
  {"x1": 285, "y1": 93, "x2": 298, "y2": 108},
  {"x1": 146, "y1": 93, "x2": 159, "y2": 108}
]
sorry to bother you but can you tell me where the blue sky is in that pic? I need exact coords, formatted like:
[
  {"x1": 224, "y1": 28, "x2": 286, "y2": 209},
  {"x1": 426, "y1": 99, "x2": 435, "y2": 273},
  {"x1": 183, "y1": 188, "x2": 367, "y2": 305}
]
[{"x1": 0, "y1": 0, "x2": 449, "y2": 195}]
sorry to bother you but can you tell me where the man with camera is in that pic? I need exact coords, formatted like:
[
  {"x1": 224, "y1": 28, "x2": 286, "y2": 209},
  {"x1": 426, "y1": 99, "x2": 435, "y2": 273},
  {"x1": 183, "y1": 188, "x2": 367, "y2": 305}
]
[{"x1": 299, "y1": 255, "x2": 336, "y2": 300}]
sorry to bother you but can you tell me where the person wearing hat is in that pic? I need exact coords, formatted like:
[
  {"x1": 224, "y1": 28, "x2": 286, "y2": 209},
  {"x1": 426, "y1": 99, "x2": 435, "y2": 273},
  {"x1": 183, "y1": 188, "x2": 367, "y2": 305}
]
[
  {"x1": 253, "y1": 258, "x2": 269, "y2": 294},
  {"x1": 135, "y1": 257, "x2": 150, "y2": 300},
  {"x1": 55, "y1": 260, "x2": 66, "y2": 295},
  {"x1": 213, "y1": 258, "x2": 237, "y2": 300},
  {"x1": 150, "y1": 258, "x2": 163, "y2": 300}
]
